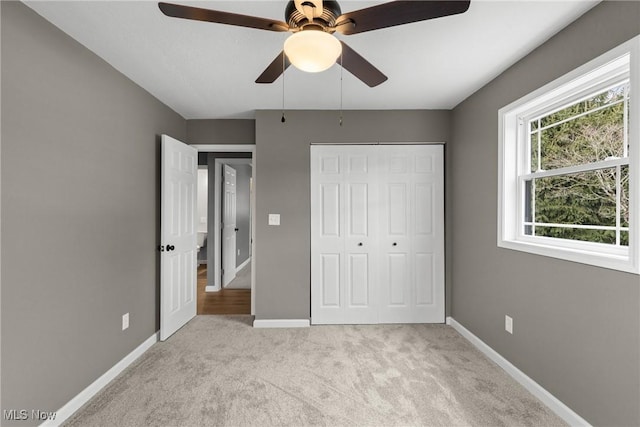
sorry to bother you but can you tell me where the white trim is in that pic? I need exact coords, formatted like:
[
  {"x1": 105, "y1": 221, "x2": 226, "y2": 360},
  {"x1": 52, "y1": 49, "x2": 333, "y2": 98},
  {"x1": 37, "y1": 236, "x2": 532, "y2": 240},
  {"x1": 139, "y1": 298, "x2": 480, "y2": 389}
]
[
  {"x1": 191, "y1": 144, "x2": 256, "y2": 316},
  {"x1": 205, "y1": 285, "x2": 218, "y2": 293},
  {"x1": 0, "y1": 2, "x2": 3, "y2": 412},
  {"x1": 41, "y1": 333, "x2": 159, "y2": 427},
  {"x1": 253, "y1": 319, "x2": 310, "y2": 328},
  {"x1": 446, "y1": 317, "x2": 591, "y2": 427},
  {"x1": 191, "y1": 144, "x2": 255, "y2": 152},
  {"x1": 212, "y1": 160, "x2": 222, "y2": 291},
  {"x1": 236, "y1": 256, "x2": 251, "y2": 273},
  {"x1": 520, "y1": 157, "x2": 628, "y2": 180},
  {"x1": 217, "y1": 158, "x2": 252, "y2": 166},
  {"x1": 309, "y1": 142, "x2": 446, "y2": 145}
]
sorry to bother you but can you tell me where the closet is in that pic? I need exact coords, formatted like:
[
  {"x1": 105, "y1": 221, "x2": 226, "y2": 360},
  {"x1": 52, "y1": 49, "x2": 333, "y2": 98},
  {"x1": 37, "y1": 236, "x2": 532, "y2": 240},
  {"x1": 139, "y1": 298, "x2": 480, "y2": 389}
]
[{"x1": 310, "y1": 144, "x2": 444, "y2": 324}]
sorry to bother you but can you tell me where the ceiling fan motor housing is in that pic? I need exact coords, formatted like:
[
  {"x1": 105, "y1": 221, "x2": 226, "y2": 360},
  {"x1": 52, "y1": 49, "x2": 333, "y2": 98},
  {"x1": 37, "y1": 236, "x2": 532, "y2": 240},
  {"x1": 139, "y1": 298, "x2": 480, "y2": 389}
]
[{"x1": 285, "y1": 0, "x2": 342, "y2": 31}]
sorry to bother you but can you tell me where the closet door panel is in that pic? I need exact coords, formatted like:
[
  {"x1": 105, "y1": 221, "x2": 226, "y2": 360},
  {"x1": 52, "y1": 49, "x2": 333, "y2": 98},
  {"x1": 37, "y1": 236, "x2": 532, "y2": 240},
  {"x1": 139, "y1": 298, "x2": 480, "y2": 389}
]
[
  {"x1": 343, "y1": 148, "x2": 378, "y2": 323},
  {"x1": 378, "y1": 147, "x2": 412, "y2": 322},
  {"x1": 378, "y1": 145, "x2": 444, "y2": 323},
  {"x1": 410, "y1": 146, "x2": 445, "y2": 323},
  {"x1": 311, "y1": 147, "x2": 346, "y2": 324},
  {"x1": 312, "y1": 145, "x2": 378, "y2": 324},
  {"x1": 347, "y1": 182, "x2": 371, "y2": 309}
]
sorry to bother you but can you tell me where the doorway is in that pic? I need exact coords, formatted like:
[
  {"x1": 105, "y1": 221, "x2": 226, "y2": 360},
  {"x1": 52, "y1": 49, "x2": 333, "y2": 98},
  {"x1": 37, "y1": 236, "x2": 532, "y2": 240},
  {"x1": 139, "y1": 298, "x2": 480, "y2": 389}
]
[{"x1": 192, "y1": 144, "x2": 256, "y2": 316}]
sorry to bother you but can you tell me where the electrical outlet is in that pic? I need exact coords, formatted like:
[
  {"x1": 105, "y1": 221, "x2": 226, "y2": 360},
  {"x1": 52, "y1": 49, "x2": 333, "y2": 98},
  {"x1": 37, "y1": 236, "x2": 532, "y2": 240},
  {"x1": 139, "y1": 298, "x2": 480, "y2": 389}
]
[
  {"x1": 505, "y1": 315, "x2": 513, "y2": 334},
  {"x1": 122, "y1": 313, "x2": 129, "y2": 331},
  {"x1": 237, "y1": 249, "x2": 240, "y2": 256}
]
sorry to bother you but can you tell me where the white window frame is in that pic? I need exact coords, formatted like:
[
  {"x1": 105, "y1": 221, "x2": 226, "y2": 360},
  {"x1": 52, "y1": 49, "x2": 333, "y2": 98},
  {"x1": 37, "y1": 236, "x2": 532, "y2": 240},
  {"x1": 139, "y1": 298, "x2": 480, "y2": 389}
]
[{"x1": 498, "y1": 35, "x2": 640, "y2": 274}]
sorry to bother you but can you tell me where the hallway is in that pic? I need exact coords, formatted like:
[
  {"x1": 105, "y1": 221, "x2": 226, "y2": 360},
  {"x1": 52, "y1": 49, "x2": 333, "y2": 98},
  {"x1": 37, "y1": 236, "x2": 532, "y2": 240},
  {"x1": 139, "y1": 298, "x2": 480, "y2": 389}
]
[{"x1": 197, "y1": 265, "x2": 251, "y2": 315}]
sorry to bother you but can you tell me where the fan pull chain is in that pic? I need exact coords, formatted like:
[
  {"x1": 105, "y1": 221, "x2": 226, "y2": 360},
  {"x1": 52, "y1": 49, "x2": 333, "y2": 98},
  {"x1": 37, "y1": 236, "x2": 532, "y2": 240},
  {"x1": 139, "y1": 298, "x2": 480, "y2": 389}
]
[
  {"x1": 281, "y1": 53, "x2": 286, "y2": 123},
  {"x1": 339, "y1": 51, "x2": 343, "y2": 126}
]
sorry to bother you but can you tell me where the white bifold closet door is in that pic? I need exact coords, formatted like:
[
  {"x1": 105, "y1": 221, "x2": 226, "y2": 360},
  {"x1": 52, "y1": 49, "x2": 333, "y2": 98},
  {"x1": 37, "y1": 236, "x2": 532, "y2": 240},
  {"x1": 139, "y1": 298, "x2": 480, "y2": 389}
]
[{"x1": 311, "y1": 144, "x2": 444, "y2": 324}]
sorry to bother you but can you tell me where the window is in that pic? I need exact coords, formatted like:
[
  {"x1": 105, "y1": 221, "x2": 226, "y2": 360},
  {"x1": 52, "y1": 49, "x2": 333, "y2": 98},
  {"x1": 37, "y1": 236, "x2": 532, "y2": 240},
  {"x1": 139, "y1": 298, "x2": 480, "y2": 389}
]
[{"x1": 498, "y1": 36, "x2": 639, "y2": 274}]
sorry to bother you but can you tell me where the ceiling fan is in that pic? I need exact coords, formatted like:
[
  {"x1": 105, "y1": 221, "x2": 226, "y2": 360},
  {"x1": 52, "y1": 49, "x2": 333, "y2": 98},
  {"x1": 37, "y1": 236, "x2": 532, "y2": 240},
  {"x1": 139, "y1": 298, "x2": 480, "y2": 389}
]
[{"x1": 158, "y1": 1, "x2": 471, "y2": 87}]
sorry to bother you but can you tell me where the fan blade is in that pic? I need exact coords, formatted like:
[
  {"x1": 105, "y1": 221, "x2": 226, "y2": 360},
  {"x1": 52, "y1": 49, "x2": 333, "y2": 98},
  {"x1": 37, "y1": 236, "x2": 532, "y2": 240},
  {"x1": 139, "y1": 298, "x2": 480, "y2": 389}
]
[
  {"x1": 256, "y1": 51, "x2": 291, "y2": 84},
  {"x1": 338, "y1": 41, "x2": 387, "y2": 87},
  {"x1": 158, "y1": 2, "x2": 289, "y2": 32},
  {"x1": 335, "y1": 1, "x2": 470, "y2": 35}
]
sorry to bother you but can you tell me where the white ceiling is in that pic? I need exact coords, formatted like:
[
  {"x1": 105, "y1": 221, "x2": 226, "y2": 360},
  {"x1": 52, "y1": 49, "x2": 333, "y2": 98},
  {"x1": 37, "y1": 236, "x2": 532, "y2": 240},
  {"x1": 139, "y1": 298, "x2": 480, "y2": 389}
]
[{"x1": 24, "y1": 0, "x2": 599, "y2": 119}]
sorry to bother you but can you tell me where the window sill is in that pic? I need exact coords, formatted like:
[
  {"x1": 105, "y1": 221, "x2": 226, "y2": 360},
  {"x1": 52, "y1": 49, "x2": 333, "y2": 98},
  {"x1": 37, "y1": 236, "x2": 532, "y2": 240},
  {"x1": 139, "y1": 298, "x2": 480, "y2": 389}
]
[{"x1": 498, "y1": 238, "x2": 639, "y2": 275}]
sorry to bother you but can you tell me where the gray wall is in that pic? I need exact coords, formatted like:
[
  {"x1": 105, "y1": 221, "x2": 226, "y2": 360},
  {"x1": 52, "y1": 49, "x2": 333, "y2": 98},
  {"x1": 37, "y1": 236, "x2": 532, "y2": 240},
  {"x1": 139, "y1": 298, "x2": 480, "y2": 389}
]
[
  {"x1": 254, "y1": 110, "x2": 451, "y2": 319},
  {"x1": 235, "y1": 164, "x2": 252, "y2": 267},
  {"x1": 0, "y1": 2, "x2": 186, "y2": 425},
  {"x1": 187, "y1": 119, "x2": 255, "y2": 145},
  {"x1": 449, "y1": 2, "x2": 640, "y2": 426}
]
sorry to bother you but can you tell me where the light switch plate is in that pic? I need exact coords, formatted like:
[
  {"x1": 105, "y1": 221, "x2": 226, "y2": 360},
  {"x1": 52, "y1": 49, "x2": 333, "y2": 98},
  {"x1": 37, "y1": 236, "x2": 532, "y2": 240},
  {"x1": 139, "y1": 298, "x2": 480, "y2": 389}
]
[
  {"x1": 122, "y1": 313, "x2": 129, "y2": 331},
  {"x1": 268, "y1": 214, "x2": 280, "y2": 226},
  {"x1": 505, "y1": 315, "x2": 513, "y2": 334}
]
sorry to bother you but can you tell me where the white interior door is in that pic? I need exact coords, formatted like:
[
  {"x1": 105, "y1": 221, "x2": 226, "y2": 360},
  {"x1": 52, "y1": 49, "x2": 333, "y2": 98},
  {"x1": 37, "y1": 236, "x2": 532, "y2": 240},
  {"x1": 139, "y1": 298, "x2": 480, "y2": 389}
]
[
  {"x1": 311, "y1": 146, "x2": 378, "y2": 324},
  {"x1": 378, "y1": 145, "x2": 445, "y2": 323},
  {"x1": 222, "y1": 164, "x2": 237, "y2": 287},
  {"x1": 161, "y1": 135, "x2": 197, "y2": 341}
]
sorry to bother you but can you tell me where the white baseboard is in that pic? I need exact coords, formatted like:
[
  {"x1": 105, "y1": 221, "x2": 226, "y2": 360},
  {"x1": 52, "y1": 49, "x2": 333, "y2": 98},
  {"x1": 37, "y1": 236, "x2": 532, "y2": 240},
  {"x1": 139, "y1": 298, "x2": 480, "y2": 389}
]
[
  {"x1": 205, "y1": 285, "x2": 220, "y2": 292},
  {"x1": 446, "y1": 317, "x2": 590, "y2": 427},
  {"x1": 41, "y1": 332, "x2": 159, "y2": 427},
  {"x1": 236, "y1": 257, "x2": 251, "y2": 273},
  {"x1": 253, "y1": 319, "x2": 310, "y2": 328}
]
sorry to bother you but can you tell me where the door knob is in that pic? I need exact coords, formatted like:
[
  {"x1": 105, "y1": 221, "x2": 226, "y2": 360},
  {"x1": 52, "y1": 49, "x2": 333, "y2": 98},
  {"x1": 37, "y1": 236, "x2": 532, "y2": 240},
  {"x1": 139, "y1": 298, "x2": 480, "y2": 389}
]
[
  {"x1": 392, "y1": 242, "x2": 397, "y2": 246},
  {"x1": 167, "y1": 245, "x2": 175, "y2": 251},
  {"x1": 358, "y1": 242, "x2": 363, "y2": 246}
]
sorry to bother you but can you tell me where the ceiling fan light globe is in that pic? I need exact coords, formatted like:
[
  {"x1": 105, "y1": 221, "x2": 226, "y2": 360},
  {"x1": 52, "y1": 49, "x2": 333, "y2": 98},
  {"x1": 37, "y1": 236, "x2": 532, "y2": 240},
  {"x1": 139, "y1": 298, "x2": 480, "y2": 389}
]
[{"x1": 284, "y1": 30, "x2": 342, "y2": 73}]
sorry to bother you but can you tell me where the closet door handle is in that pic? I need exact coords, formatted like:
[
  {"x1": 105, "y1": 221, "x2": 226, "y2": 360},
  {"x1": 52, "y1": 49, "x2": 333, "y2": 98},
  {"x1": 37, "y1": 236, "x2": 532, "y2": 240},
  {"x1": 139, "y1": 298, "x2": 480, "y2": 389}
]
[
  {"x1": 392, "y1": 242, "x2": 397, "y2": 246},
  {"x1": 358, "y1": 242, "x2": 363, "y2": 246}
]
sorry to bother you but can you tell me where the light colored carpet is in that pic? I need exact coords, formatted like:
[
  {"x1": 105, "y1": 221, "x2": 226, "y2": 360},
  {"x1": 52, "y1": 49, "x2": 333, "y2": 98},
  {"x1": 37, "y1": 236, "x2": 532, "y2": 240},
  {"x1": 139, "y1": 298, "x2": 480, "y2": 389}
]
[
  {"x1": 65, "y1": 316, "x2": 566, "y2": 427},
  {"x1": 224, "y1": 262, "x2": 251, "y2": 289}
]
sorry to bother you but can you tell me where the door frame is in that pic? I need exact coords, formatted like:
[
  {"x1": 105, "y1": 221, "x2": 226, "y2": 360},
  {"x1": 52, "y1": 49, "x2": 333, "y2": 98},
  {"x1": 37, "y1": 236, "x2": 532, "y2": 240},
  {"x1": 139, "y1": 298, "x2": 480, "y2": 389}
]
[{"x1": 191, "y1": 144, "x2": 256, "y2": 315}]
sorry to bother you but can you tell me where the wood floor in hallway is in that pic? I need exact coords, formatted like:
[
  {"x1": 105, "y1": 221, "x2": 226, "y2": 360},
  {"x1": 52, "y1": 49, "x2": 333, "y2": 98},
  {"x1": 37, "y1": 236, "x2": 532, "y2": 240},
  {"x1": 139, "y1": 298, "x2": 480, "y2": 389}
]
[{"x1": 197, "y1": 265, "x2": 251, "y2": 315}]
